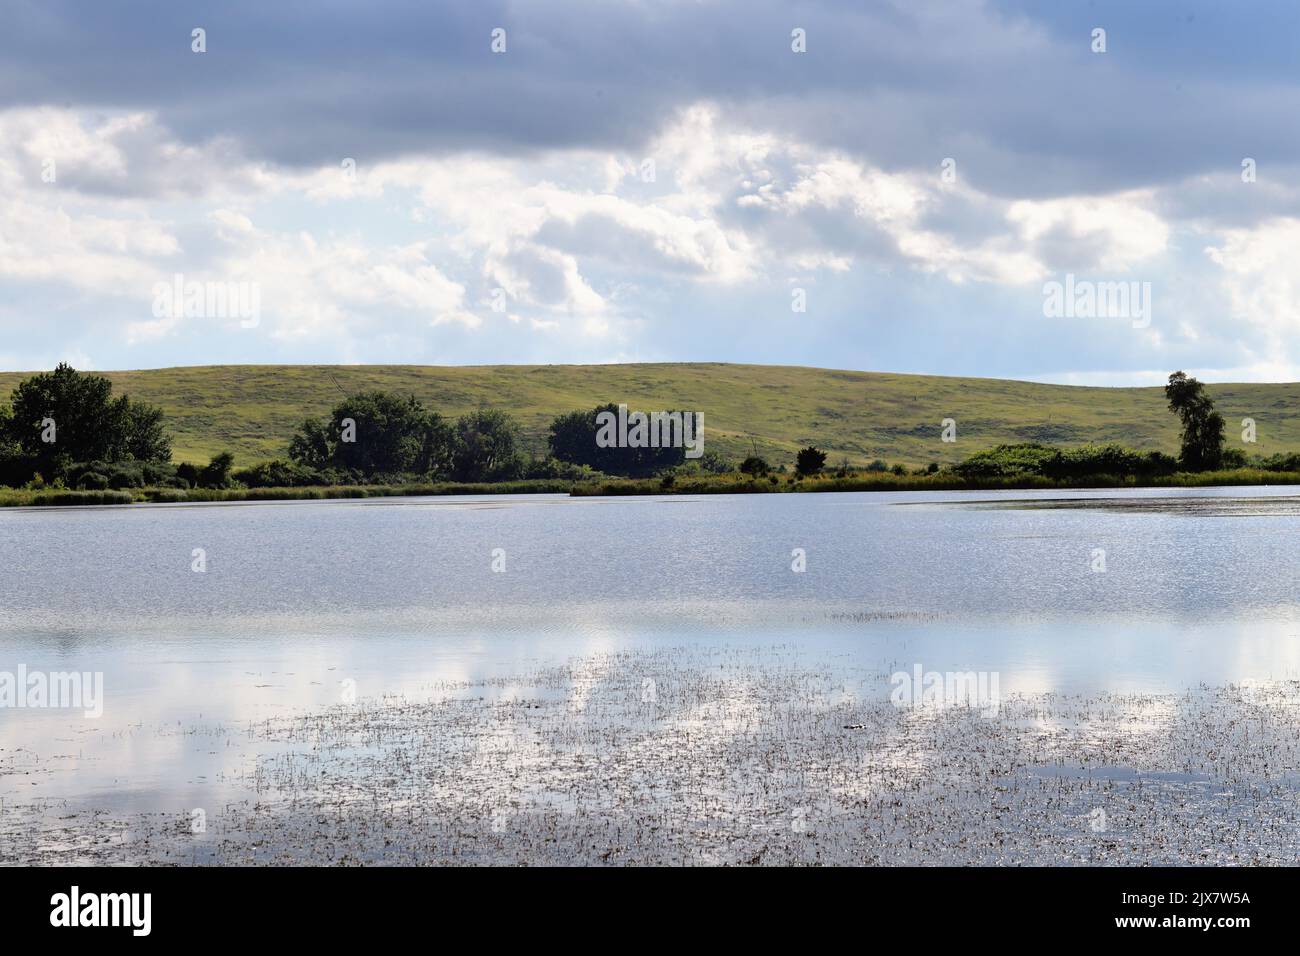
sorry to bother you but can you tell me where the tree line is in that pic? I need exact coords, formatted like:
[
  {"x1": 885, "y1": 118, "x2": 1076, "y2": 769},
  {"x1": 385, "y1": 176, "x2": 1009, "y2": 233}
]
[
  {"x1": 0, "y1": 366, "x2": 1291, "y2": 491},
  {"x1": 260, "y1": 396, "x2": 708, "y2": 485},
  {"x1": 950, "y1": 371, "x2": 1291, "y2": 481}
]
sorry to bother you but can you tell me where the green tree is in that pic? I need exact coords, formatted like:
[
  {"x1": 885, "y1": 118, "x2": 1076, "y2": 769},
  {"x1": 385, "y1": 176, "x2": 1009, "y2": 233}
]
[
  {"x1": 287, "y1": 418, "x2": 332, "y2": 469},
  {"x1": 121, "y1": 399, "x2": 172, "y2": 462},
  {"x1": 200, "y1": 452, "x2": 236, "y2": 488},
  {"x1": 547, "y1": 408, "x2": 600, "y2": 469},
  {"x1": 795, "y1": 446, "x2": 827, "y2": 476},
  {"x1": 0, "y1": 405, "x2": 16, "y2": 459},
  {"x1": 698, "y1": 450, "x2": 732, "y2": 473},
  {"x1": 739, "y1": 455, "x2": 770, "y2": 476},
  {"x1": 8, "y1": 363, "x2": 122, "y2": 462},
  {"x1": 287, "y1": 391, "x2": 454, "y2": 479},
  {"x1": 0, "y1": 365, "x2": 171, "y2": 485},
  {"x1": 547, "y1": 403, "x2": 687, "y2": 476},
  {"x1": 1165, "y1": 371, "x2": 1224, "y2": 471},
  {"x1": 453, "y1": 409, "x2": 521, "y2": 481}
]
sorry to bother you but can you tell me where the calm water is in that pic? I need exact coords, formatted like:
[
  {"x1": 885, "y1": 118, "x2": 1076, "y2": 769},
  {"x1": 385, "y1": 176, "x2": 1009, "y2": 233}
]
[{"x1": 2, "y1": 487, "x2": 1300, "y2": 816}]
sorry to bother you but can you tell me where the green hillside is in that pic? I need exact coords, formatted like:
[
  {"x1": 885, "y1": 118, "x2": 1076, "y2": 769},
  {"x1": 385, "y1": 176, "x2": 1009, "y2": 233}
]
[{"x1": 1, "y1": 363, "x2": 1296, "y2": 468}]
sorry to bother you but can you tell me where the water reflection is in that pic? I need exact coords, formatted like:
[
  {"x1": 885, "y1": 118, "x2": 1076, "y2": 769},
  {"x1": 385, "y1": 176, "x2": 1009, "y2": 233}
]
[{"x1": 1, "y1": 487, "x2": 1298, "y2": 844}]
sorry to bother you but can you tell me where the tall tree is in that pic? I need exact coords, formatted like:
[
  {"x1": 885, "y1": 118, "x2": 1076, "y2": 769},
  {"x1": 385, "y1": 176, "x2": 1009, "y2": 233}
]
[{"x1": 1165, "y1": 371, "x2": 1224, "y2": 471}]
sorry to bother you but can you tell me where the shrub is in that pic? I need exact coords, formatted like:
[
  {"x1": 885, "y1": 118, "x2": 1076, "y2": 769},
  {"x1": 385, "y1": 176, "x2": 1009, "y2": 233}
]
[
  {"x1": 199, "y1": 452, "x2": 236, "y2": 489},
  {"x1": 699, "y1": 451, "x2": 732, "y2": 474},
  {"x1": 954, "y1": 443, "x2": 1058, "y2": 479},
  {"x1": 1257, "y1": 452, "x2": 1300, "y2": 472},
  {"x1": 1041, "y1": 444, "x2": 1143, "y2": 480},
  {"x1": 175, "y1": 462, "x2": 201, "y2": 487},
  {"x1": 233, "y1": 459, "x2": 326, "y2": 488},
  {"x1": 956, "y1": 443, "x2": 1185, "y2": 481},
  {"x1": 795, "y1": 446, "x2": 827, "y2": 476}
]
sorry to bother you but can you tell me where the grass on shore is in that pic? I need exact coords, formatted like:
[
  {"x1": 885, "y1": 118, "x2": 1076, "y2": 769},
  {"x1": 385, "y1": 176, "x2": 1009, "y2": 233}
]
[
  {"x1": 0, "y1": 479, "x2": 576, "y2": 508},
  {"x1": 570, "y1": 468, "x2": 1300, "y2": 496},
  {"x1": 6, "y1": 468, "x2": 1299, "y2": 508}
]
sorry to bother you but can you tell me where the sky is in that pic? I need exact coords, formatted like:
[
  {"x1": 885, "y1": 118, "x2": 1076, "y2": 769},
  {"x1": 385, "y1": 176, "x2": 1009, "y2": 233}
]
[{"x1": 2, "y1": 0, "x2": 1299, "y2": 384}]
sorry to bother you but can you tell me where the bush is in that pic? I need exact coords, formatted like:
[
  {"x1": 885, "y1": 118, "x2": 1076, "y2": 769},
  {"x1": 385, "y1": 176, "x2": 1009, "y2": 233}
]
[
  {"x1": 200, "y1": 452, "x2": 236, "y2": 489},
  {"x1": 956, "y1": 443, "x2": 1187, "y2": 481},
  {"x1": 64, "y1": 459, "x2": 170, "y2": 490},
  {"x1": 740, "y1": 455, "x2": 770, "y2": 476},
  {"x1": 795, "y1": 446, "x2": 827, "y2": 476},
  {"x1": 1219, "y1": 447, "x2": 1248, "y2": 469},
  {"x1": 699, "y1": 451, "x2": 732, "y2": 474},
  {"x1": 954, "y1": 443, "x2": 1058, "y2": 479},
  {"x1": 1141, "y1": 451, "x2": 1180, "y2": 476},
  {"x1": 521, "y1": 457, "x2": 602, "y2": 481},
  {"x1": 1041, "y1": 444, "x2": 1143, "y2": 480},
  {"x1": 233, "y1": 458, "x2": 326, "y2": 488},
  {"x1": 175, "y1": 462, "x2": 200, "y2": 487},
  {"x1": 1257, "y1": 452, "x2": 1300, "y2": 472},
  {"x1": 107, "y1": 463, "x2": 146, "y2": 489}
]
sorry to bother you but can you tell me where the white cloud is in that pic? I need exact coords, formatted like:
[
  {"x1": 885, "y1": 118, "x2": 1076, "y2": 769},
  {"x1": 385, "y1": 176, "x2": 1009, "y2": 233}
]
[
  {"x1": 1206, "y1": 218, "x2": 1300, "y2": 340},
  {"x1": 1, "y1": 101, "x2": 1293, "y2": 382}
]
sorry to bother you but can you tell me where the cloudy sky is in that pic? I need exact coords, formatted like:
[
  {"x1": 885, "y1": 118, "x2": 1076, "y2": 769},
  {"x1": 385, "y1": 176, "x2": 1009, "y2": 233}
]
[{"x1": 2, "y1": 0, "x2": 1298, "y2": 384}]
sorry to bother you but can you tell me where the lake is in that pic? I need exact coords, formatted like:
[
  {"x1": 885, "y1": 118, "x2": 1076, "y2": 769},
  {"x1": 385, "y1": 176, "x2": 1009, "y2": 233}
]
[{"x1": 3, "y1": 487, "x2": 1299, "y2": 864}]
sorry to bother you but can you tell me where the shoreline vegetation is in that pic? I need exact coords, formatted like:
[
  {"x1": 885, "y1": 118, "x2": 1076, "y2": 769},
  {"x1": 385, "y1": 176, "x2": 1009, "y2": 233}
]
[
  {"x1": 0, "y1": 479, "x2": 575, "y2": 508},
  {"x1": 5, "y1": 468, "x2": 1300, "y2": 508},
  {"x1": 4, "y1": 363, "x2": 1298, "y2": 468},
  {"x1": 4, "y1": 364, "x2": 1300, "y2": 508}
]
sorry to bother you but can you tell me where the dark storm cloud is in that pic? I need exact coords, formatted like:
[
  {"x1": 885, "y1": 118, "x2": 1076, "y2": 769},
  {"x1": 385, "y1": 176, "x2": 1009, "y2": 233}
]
[{"x1": 4, "y1": 0, "x2": 1299, "y2": 198}]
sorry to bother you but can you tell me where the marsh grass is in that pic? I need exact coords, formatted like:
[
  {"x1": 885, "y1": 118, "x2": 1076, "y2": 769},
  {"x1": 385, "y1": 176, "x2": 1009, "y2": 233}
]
[
  {"x1": 5, "y1": 468, "x2": 1300, "y2": 507},
  {"x1": 0, "y1": 480, "x2": 578, "y2": 507},
  {"x1": 0, "y1": 489, "x2": 137, "y2": 507},
  {"x1": 9, "y1": 646, "x2": 1300, "y2": 865},
  {"x1": 571, "y1": 468, "x2": 1300, "y2": 496}
]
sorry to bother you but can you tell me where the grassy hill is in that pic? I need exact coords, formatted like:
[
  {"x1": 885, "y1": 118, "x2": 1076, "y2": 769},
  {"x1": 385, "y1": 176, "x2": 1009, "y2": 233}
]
[{"x1": 1, "y1": 363, "x2": 1296, "y2": 468}]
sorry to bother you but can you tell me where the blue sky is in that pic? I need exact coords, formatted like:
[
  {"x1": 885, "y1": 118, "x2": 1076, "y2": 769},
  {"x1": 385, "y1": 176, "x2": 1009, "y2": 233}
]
[{"x1": 2, "y1": 0, "x2": 1299, "y2": 383}]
